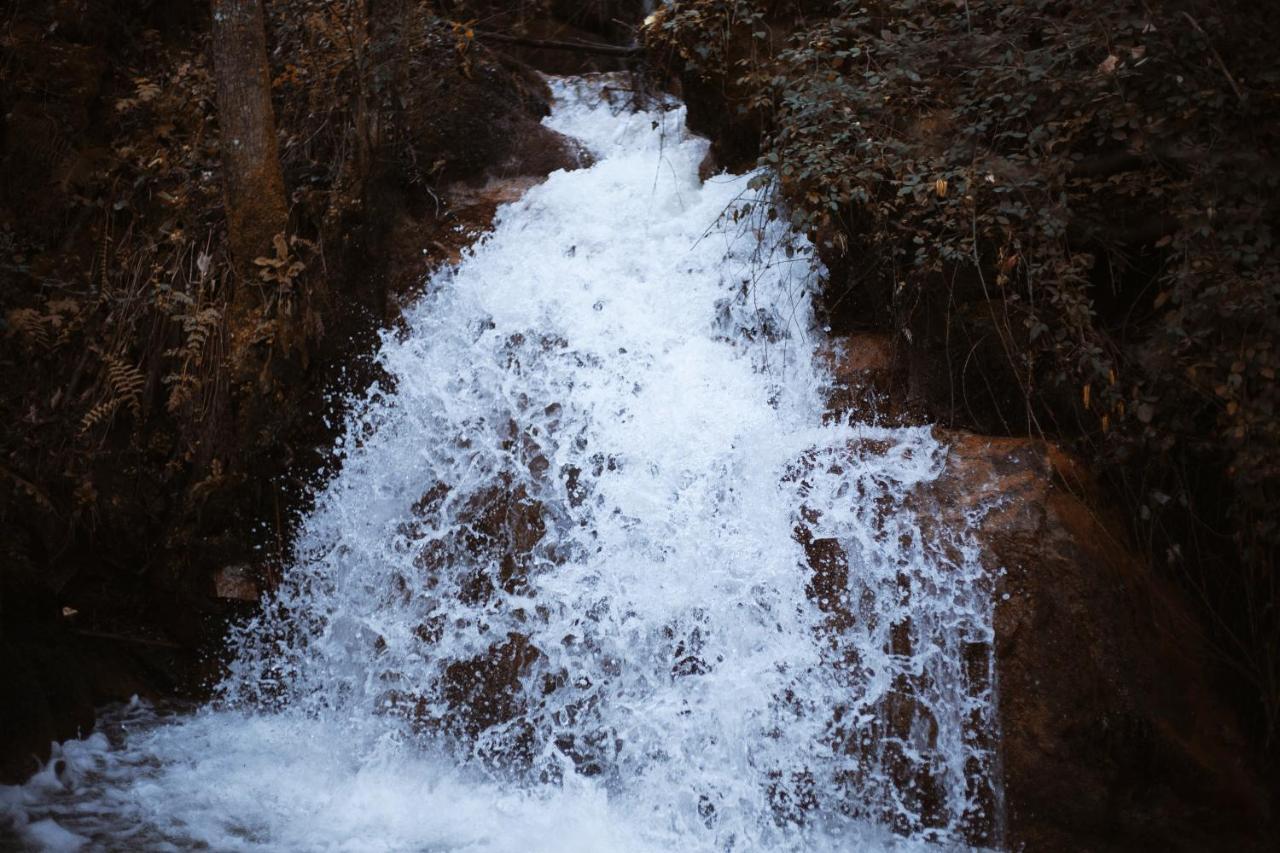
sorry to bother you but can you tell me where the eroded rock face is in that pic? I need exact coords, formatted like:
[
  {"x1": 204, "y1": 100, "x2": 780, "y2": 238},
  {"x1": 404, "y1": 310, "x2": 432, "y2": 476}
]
[
  {"x1": 803, "y1": 334, "x2": 1271, "y2": 847},
  {"x1": 926, "y1": 433, "x2": 1270, "y2": 850},
  {"x1": 817, "y1": 334, "x2": 904, "y2": 424},
  {"x1": 788, "y1": 433, "x2": 1003, "y2": 844}
]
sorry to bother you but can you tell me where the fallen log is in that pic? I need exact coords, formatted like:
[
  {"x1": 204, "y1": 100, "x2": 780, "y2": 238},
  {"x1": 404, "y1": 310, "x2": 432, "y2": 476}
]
[{"x1": 474, "y1": 30, "x2": 643, "y2": 58}]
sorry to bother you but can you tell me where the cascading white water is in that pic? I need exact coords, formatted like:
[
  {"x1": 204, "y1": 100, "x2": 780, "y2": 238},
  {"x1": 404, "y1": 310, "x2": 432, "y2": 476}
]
[{"x1": 1, "y1": 77, "x2": 999, "y2": 852}]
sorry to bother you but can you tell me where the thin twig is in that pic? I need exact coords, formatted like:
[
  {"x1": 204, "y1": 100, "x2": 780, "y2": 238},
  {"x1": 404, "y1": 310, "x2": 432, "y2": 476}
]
[
  {"x1": 75, "y1": 629, "x2": 185, "y2": 650},
  {"x1": 1180, "y1": 12, "x2": 1247, "y2": 106}
]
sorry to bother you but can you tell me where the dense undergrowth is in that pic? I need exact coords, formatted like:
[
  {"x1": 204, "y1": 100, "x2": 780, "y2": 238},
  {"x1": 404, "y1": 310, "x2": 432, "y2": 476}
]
[
  {"x1": 647, "y1": 0, "x2": 1280, "y2": 750},
  {"x1": 0, "y1": 1, "x2": 574, "y2": 771}
]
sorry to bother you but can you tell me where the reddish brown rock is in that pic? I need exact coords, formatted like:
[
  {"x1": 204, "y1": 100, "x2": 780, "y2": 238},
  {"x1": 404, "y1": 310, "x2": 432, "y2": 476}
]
[
  {"x1": 442, "y1": 632, "x2": 542, "y2": 737},
  {"x1": 927, "y1": 433, "x2": 1270, "y2": 850},
  {"x1": 818, "y1": 334, "x2": 908, "y2": 424},
  {"x1": 791, "y1": 427, "x2": 1270, "y2": 846},
  {"x1": 212, "y1": 565, "x2": 260, "y2": 602}
]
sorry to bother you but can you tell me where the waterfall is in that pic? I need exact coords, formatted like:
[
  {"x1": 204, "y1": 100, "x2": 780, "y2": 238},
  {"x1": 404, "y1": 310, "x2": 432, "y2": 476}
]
[{"x1": 1, "y1": 76, "x2": 999, "y2": 852}]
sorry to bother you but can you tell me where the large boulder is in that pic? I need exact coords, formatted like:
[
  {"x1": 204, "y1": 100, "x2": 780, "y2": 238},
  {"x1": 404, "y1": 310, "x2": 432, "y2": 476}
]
[
  {"x1": 817, "y1": 333, "x2": 905, "y2": 424},
  {"x1": 0, "y1": 631, "x2": 174, "y2": 783},
  {"x1": 813, "y1": 334, "x2": 1271, "y2": 847},
  {"x1": 927, "y1": 433, "x2": 1270, "y2": 850}
]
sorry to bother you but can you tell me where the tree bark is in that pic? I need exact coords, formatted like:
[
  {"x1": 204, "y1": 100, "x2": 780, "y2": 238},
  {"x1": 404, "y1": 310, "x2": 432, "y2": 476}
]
[{"x1": 210, "y1": 0, "x2": 288, "y2": 290}]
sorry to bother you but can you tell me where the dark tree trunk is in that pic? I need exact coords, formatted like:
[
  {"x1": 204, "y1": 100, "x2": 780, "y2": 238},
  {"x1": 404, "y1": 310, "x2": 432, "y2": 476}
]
[
  {"x1": 366, "y1": 0, "x2": 412, "y2": 147},
  {"x1": 210, "y1": 0, "x2": 288, "y2": 295}
]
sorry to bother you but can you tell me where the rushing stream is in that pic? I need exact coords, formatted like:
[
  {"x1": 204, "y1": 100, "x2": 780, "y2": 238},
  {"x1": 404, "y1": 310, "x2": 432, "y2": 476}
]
[{"x1": 2, "y1": 77, "x2": 1000, "y2": 852}]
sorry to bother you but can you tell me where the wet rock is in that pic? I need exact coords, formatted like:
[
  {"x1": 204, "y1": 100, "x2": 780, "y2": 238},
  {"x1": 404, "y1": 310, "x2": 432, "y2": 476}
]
[
  {"x1": 413, "y1": 482, "x2": 452, "y2": 518},
  {"x1": 927, "y1": 433, "x2": 1271, "y2": 850},
  {"x1": 817, "y1": 334, "x2": 907, "y2": 424},
  {"x1": 395, "y1": 26, "x2": 588, "y2": 187},
  {"x1": 498, "y1": 127, "x2": 593, "y2": 178},
  {"x1": 380, "y1": 623, "x2": 541, "y2": 741},
  {"x1": 0, "y1": 642, "x2": 61, "y2": 783},
  {"x1": 795, "y1": 429, "x2": 1271, "y2": 846},
  {"x1": 0, "y1": 634, "x2": 163, "y2": 783},
  {"x1": 464, "y1": 481, "x2": 547, "y2": 596},
  {"x1": 789, "y1": 441, "x2": 977, "y2": 840},
  {"x1": 793, "y1": 524, "x2": 852, "y2": 631},
  {"x1": 212, "y1": 565, "x2": 259, "y2": 602},
  {"x1": 442, "y1": 632, "x2": 542, "y2": 737},
  {"x1": 401, "y1": 476, "x2": 548, "y2": 602}
]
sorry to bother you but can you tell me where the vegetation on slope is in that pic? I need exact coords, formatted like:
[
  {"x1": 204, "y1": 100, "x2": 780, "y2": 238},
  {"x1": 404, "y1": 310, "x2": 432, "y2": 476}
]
[
  {"x1": 647, "y1": 0, "x2": 1280, "y2": 750},
  {"x1": 0, "y1": 0, "x2": 600, "y2": 780}
]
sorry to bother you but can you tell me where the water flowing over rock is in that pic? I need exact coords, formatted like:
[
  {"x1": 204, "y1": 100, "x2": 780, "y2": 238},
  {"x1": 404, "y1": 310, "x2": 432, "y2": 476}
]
[
  {"x1": 814, "y1": 334, "x2": 1271, "y2": 849},
  {"x1": 1, "y1": 78, "x2": 1000, "y2": 851},
  {"x1": 928, "y1": 433, "x2": 1268, "y2": 851}
]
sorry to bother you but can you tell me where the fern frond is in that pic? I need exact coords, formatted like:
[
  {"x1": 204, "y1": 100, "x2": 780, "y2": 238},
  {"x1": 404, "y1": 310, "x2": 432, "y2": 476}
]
[
  {"x1": 163, "y1": 371, "x2": 200, "y2": 415},
  {"x1": 104, "y1": 355, "x2": 145, "y2": 418},
  {"x1": 82, "y1": 354, "x2": 145, "y2": 436},
  {"x1": 96, "y1": 222, "x2": 112, "y2": 296},
  {"x1": 5, "y1": 308, "x2": 52, "y2": 351},
  {"x1": 80, "y1": 399, "x2": 120, "y2": 435}
]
